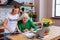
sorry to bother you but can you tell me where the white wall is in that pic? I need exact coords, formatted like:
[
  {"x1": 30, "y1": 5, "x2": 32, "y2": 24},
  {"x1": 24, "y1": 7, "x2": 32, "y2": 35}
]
[
  {"x1": 0, "y1": 8, "x2": 12, "y2": 22},
  {"x1": 1, "y1": 0, "x2": 7, "y2": 4},
  {"x1": 39, "y1": 0, "x2": 47, "y2": 22},
  {"x1": 52, "y1": 0, "x2": 55, "y2": 17}
]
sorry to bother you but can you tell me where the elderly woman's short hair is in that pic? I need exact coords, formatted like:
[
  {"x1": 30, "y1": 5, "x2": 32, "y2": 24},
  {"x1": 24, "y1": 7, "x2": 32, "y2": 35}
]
[{"x1": 21, "y1": 13, "x2": 30, "y2": 20}]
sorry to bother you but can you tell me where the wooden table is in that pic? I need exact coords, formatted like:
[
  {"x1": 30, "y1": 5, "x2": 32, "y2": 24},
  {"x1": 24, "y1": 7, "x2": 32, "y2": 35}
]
[
  {"x1": 7, "y1": 34, "x2": 40, "y2": 40},
  {"x1": 43, "y1": 26, "x2": 60, "y2": 40},
  {"x1": 7, "y1": 26, "x2": 60, "y2": 40}
]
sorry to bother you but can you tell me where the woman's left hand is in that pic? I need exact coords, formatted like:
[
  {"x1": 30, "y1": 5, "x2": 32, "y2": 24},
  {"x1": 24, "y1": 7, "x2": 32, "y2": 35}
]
[{"x1": 24, "y1": 29, "x2": 28, "y2": 32}]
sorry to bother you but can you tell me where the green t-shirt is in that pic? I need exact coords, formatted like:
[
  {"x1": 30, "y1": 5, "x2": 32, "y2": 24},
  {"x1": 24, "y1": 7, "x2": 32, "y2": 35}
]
[{"x1": 18, "y1": 20, "x2": 38, "y2": 32}]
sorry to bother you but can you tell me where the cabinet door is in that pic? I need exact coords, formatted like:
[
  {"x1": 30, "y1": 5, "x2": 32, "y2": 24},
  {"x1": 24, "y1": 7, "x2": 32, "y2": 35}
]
[
  {"x1": 0, "y1": 29, "x2": 4, "y2": 32},
  {"x1": 0, "y1": 34, "x2": 4, "y2": 38}
]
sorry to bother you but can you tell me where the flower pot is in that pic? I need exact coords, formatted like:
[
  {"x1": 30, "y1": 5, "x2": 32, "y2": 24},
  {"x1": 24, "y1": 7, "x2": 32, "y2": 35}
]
[
  {"x1": 42, "y1": 27, "x2": 50, "y2": 36},
  {"x1": 43, "y1": 27, "x2": 50, "y2": 33}
]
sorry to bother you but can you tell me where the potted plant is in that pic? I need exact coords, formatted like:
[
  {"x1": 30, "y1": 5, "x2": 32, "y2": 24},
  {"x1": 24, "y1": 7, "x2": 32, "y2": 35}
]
[
  {"x1": 42, "y1": 18, "x2": 53, "y2": 35},
  {"x1": 29, "y1": 13, "x2": 36, "y2": 21}
]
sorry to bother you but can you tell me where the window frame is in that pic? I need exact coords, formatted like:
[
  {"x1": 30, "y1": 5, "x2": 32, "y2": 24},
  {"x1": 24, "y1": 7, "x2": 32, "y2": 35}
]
[{"x1": 52, "y1": 0, "x2": 60, "y2": 18}]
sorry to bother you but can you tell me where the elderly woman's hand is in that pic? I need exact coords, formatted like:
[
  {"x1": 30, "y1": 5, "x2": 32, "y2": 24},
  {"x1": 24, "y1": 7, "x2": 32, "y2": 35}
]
[
  {"x1": 24, "y1": 29, "x2": 29, "y2": 32},
  {"x1": 30, "y1": 28, "x2": 34, "y2": 33}
]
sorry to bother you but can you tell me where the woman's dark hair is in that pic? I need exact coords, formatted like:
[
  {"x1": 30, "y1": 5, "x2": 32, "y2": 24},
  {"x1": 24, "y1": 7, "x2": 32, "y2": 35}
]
[
  {"x1": 11, "y1": 4, "x2": 20, "y2": 14},
  {"x1": 13, "y1": 4, "x2": 20, "y2": 8},
  {"x1": 0, "y1": 0, "x2": 2, "y2": 3}
]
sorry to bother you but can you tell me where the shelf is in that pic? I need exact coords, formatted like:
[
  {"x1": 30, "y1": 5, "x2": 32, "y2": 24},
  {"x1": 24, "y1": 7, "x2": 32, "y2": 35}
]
[
  {"x1": 0, "y1": 4, "x2": 34, "y2": 7},
  {"x1": 0, "y1": 37, "x2": 4, "y2": 39},
  {"x1": 0, "y1": 34, "x2": 4, "y2": 38},
  {"x1": 23, "y1": 4, "x2": 34, "y2": 7},
  {"x1": 0, "y1": 37, "x2": 4, "y2": 40},
  {"x1": 0, "y1": 32, "x2": 4, "y2": 34}
]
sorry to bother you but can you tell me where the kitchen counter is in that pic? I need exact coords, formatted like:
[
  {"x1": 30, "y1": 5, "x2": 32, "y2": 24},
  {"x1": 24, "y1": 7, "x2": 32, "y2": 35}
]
[
  {"x1": 0, "y1": 25, "x2": 4, "y2": 40},
  {"x1": 0, "y1": 26, "x2": 4, "y2": 29}
]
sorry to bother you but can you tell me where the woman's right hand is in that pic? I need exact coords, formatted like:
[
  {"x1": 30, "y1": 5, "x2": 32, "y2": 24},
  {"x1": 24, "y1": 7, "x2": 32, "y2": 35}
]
[
  {"x1": 9, "y1": 30, "x2": 14, "y2": 33},
  {"x1": 18, "y1": 31, "x2": 22, "y2": 34},
  {"x1": 18, "y1": 30, "x2": 22, "y2": 34}
]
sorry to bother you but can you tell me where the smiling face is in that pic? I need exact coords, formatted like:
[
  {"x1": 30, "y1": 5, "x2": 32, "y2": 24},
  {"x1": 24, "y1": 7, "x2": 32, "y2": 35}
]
[
  {"x1": 22, "y1": 16, "x2": 28, "y2": 24},
  {"x1": 13, "y1": 8, "x2": 20, "y2": 14}
]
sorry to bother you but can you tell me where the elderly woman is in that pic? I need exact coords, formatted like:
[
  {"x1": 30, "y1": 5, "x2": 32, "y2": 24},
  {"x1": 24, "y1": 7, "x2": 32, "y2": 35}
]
[
  {"x1": 17, "y1": 13, "x2": 44, "y2": 39},
  {"x1": 17, "y1": 13, "x2": 38, "y2": 33}
]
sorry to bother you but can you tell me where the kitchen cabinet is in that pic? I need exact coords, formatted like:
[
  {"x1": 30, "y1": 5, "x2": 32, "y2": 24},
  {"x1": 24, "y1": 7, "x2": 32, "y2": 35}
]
[{"x1": 0, "y1": 26, "x2": 4, "y2": 40}]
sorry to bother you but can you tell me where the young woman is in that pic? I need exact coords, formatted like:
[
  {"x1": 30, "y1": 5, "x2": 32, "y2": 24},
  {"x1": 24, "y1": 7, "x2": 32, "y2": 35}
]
[{"x1": 3, "y1": 4, "x2": 20, "y2": 40}]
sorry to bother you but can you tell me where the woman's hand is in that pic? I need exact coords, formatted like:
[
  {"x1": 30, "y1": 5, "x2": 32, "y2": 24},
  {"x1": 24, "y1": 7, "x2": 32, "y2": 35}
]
[
  {"x1": 24, "y1": 29, "x2": 28, "y2": 32},
  {"x1": 18, "y1": 31, "x2": 22, "y2": 34},
  {"x1": 16, "y1": 25, "x2": 22, "y2": 34},
  {"x1": 9, "y1": 30, "x2": 14, "y2": 33},
  {"x1": 30, "y1": 28, "x2": 34, "y2": 33}
]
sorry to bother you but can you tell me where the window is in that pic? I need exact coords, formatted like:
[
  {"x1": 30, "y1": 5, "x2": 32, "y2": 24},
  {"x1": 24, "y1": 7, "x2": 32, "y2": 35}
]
[{"x1": 52, "y1": 0, "x2": 60, "y2": 17}]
